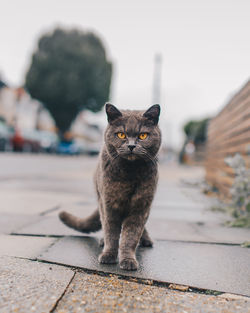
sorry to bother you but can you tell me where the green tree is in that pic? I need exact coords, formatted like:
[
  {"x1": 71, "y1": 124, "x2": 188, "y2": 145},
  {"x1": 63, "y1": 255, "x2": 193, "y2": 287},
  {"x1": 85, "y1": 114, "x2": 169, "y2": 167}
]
[
  {"x1": 25, "y1": 28, "x2": 112, "y2": 134},
  {"x1": 183, "y1": 118, "x2": 210, "y2": 144}
]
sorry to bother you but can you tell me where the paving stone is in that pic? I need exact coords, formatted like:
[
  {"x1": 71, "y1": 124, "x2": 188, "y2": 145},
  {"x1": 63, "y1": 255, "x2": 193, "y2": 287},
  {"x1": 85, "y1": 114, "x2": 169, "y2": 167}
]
[
  {"x1": 15, "y1": 214, "x2": 249, "y2": 244},
  {"x1": 47, "y1": 202, "x2": 95, "y2": 217},
  {"x1": 218, "y1": 293, "x2": 250, "y2": 301},
  {"x1": 146, "y1": 218, "x2": 250, "y2": 244},
  {"x1": 50, "y1": 201, "x2": 226, "y2": 223},
  {"x1": 0, "y1": 189, "x2": 87, "y2": 215},
  {"x1": 10, "y1": 177, "x2": 96, "y2": 196},
  {"x1": 155, "y1": 185, "x2": 199, "y2": 207},
  {"x1": 0, "y1": 255, "x2": 74, "y2": 313},
  {"x1": 54, "y1": 272, "x2": 250, "y2": 313},
  {"x1": 0, "y1": 190, "x2": 57, "y2": 215},
  {"x1": 151, "y1": 204, "x2": 228, "y2": 223},
  {"x1": 0, "y1": 153, "x2": 97, "y2": 179},
  {"x1": 39, "y1": 236, "x2": 250, "y2": 296},
  {"x1": 0, "y1": 213, "x2": 41, "y2": 234},
  {"x1": 158, "y1": 163, "x2": 205, "y2": 185},
  {"x1": 14, "y1": 215, "x2": 102, "y2": 237},
  {"x1": 0, "y1": 235, "x2": 57, "y2": 259}
]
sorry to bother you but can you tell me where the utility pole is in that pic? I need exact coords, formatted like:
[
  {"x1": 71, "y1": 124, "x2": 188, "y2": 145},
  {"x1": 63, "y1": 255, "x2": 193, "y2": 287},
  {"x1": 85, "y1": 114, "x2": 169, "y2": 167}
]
[
  {"x1": 151, "y1": 53, "x2": 173, "y2": 153},
  {"x1": 152, "y1": 53, "x2": 162, "y2": 104}
]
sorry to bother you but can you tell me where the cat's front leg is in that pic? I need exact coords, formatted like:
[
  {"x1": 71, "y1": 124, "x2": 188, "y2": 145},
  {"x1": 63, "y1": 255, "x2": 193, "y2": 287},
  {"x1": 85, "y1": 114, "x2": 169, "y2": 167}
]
[
  {"x1": 119, "y1": 213, "x2": 148, "y2": 270},
  {"x1": 98, "y1": 211, "x2": 121, "y2": 264}
]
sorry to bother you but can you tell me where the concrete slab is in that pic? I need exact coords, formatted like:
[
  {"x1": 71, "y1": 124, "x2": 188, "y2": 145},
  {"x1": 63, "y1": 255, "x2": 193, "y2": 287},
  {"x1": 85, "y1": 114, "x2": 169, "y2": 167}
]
[
  {"x1": 52, "y1": 199, "x2": 221, "y2": 223},
  {"x1": 0, "y1": 235, "x2": 57, "y2": 259},
  {"x1": 0, "y1": 255, "x2": 74, "y2": 313},
  {"x1": 0, "y1": 190, "x2": 59, "y2": 215},
  {"x1": 151, "y1": 205, "x2": 228, "y2": 223},
  {"x1": 0, "y1": 153, "x2": 97, "y2": 180},
  {"x1": 54, "y1": 272, "x2": 250, "y2": 313},
  {"x1": 39, "y1": 236, "x2": 250, "y2": 296},
  {"x1": 155, "y1": 186, "x2": 197, "y2": 205},
  {"x1": 147, "y1": 218, "x2": 250, "y2": 244},
  {"x1": 13, "y1": 215, "x2": 102, "y2": 237},
  {"x1": 0, "y1": 213, "x2": 41, "y2": 234},
  {"x1": 0, "y1": 189, "x2": 87, "y2": 215},
  {"x1": 46, "y1": 202, "x2": 95, "y2": 217},
  {"x1": 7, "y1": 177, "x2": 96, "y2": 197},
  {"x1": 14, "y1": 215, "x2": 249, "y2": 244}
]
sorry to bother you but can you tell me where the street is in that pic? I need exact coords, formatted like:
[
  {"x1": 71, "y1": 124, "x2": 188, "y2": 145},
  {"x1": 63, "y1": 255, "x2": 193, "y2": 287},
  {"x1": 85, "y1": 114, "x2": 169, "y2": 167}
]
[{"x1": 0, "y1": 153, "x2": 249, "y2": 312}]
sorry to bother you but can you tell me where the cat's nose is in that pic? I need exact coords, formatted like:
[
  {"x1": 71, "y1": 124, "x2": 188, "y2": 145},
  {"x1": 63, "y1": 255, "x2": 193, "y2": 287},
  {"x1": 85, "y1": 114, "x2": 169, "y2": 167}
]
[{"x1": 128, "y1": 145, "x2": 136, "y2": 151}]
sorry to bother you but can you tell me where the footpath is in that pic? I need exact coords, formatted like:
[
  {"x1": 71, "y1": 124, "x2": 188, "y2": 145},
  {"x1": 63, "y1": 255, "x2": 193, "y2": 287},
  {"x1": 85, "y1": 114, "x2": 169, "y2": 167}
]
[{"x1": 0, "y1": 154, "x2": 249, "y2": 312}]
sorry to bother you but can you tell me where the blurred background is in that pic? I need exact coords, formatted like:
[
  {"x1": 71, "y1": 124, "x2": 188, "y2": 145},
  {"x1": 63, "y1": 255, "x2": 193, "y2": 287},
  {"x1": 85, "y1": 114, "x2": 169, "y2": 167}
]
[
  {"x1": 1, "y1": 4, "x2": 250, "y2": 308},
  {"x1": 0, "y1": 0, "x2": 250, "y2": 150},
  {"x1": 0, "y1": 0, "x2": 249, "y2": 214}
]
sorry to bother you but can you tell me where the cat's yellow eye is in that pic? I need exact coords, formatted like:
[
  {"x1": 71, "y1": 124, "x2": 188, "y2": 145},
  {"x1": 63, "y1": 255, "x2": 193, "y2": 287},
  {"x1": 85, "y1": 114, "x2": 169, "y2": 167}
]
[
  {"x1": 117, "y1": 132, "x2": 126, "y2": 139},
  {"x1": 139, "y1": 133, "x2": 148, "y2": 140}
]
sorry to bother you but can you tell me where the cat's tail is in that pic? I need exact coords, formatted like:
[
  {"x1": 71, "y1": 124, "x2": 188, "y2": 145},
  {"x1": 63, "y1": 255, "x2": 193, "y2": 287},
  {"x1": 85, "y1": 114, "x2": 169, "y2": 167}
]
[{"x1": 59, "y1": 209, "x2": 101, "y2": 233}]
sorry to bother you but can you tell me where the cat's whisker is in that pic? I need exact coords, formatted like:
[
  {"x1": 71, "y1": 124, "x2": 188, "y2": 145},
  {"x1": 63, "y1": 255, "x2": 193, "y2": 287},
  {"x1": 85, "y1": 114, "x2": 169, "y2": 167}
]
[{"x1": 139, "y1": 148, "x2": 158, "y2": 167}]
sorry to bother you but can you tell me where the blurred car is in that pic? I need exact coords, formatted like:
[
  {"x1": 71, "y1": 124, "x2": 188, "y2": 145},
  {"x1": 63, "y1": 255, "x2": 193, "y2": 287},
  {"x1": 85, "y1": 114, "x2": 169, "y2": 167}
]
[
  {"x1": 12, "y1": 129, "x2": 41, "y2": 152},
  {"x1": 0, "y1": 121, "x2": 14, "y2": 151},
  {"x1": 80, "y1": 142, "x2": 100, "y2": 156},
  {"x1": 73, "y1": 139, "x2": 100, "y2": 156},
  {"x1": 39, "y1": 130, "x2": 59, "y2": 153},
  {"x1": 57, "y1": 141, "x2": 81, "y2": 155}
]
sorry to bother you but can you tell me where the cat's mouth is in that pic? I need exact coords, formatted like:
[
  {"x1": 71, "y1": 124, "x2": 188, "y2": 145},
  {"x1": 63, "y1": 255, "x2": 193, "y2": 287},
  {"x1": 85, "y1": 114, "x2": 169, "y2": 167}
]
[
  {"x1": 117, "y1": 148, "x2": 146, "y2": 161},
  {"x1": 127, "y1": 153, "x2": 137, "y2": 161},
  {"x1": 119, "y1": 150, "x2": 140, "y2": 161}
]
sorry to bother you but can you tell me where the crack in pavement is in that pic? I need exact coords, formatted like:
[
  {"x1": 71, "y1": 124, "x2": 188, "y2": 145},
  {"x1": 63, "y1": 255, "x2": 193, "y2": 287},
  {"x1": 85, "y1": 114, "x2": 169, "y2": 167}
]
[
  {"x1": 39, "y1": 205, "x2": 61, "y2": 216},
  {"x1": 50, "y1": 271, "x2": 76, "y2": 313}
]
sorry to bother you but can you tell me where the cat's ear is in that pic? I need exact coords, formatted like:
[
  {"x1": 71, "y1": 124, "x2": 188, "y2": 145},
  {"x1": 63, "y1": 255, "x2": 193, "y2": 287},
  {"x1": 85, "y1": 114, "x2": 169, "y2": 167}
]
[
  {"x1": 143, "y1": 104, "x2": 160, "y2": 125},
  {"x1": 105, "y1": 103, "x2": 122, "y2": 123}
]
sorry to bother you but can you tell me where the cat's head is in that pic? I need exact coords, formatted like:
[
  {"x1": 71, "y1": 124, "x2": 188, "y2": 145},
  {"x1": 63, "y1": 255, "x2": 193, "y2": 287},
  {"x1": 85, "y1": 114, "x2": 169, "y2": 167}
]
[{"x1": 104, "y1": 103, "x2": 161, "y2": 162}]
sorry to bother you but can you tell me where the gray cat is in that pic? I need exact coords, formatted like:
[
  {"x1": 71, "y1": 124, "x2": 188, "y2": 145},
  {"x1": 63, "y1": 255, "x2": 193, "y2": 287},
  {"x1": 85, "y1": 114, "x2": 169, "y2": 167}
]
[{"x1": 59, "y1": 103, "x2": 161, "y2": 270}]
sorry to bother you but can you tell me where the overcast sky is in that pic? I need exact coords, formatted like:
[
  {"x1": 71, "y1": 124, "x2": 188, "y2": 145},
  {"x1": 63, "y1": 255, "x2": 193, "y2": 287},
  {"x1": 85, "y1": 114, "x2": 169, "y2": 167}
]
[{"x1": 1, "y1": 0, "x2": 249, "y2": 147}]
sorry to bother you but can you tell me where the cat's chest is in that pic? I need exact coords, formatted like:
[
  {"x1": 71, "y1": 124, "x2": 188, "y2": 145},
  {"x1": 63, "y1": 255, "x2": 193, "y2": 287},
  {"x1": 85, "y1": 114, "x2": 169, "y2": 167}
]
[
  {"x1": 109, "y1": 165, "x2": 149, "y2": 183},
  {"x1": 104, "y1": 165, "x2": 154, "y2": 196},
  {"x1": 103, "y1": 177, "x2": 141, "y2": 210},
  {"x1": 100, "y1": 158, "x2": 156, "y2": 198},
  {"x1": 100, "y1": 161, "x2": 157, "y2": 211}
]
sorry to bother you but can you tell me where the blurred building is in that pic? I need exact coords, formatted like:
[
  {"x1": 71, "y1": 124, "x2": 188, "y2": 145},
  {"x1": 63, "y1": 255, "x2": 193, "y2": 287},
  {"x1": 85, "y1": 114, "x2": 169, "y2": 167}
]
[
  {"x1": 70, "y1": 109, "x2": 106, "y2": 153},
  {"x1": 0, "y1": 84, "x2": 17, "y2": 125},
  {"x1": 0, "y1": 86, "x2": 56, "y2": 132}
]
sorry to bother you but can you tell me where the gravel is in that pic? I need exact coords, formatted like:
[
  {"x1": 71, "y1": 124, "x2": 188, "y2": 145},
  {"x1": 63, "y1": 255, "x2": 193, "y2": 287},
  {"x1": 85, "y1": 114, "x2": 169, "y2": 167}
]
[{"x1": 54, "y1": 271, "x2": 250, "y2": 313}]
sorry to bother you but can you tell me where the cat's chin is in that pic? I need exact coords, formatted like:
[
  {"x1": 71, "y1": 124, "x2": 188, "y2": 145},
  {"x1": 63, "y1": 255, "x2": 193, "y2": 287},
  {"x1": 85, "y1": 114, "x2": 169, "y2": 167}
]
[
  {"x1": 127, "y1": 154, "x2": 137, "y2": 161},
  {"x1": 120, "y1": 153, "x2": 138, "y2": 161}
]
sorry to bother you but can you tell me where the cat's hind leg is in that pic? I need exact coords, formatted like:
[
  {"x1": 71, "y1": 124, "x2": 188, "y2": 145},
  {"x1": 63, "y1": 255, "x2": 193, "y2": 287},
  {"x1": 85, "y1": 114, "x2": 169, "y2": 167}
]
[
  {"x1": 59, "y1": 209, "x2": 101, "y2": 233},
  {"x1": 140, "y1": 228, "x2": 153, "y2": 247}
]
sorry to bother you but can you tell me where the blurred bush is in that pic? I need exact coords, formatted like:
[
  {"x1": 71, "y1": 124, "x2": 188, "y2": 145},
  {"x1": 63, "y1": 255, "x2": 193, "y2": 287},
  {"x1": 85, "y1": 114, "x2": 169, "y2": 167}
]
[
  {"x1": 224, "y1": 154, "x2": 250, "y2": 227},
  {"x1": 179, "y1": 117, "x2": 210, "y2": 164},
  {"x1": 183, "y1": 118, "x2": 210, "y2": 144}
]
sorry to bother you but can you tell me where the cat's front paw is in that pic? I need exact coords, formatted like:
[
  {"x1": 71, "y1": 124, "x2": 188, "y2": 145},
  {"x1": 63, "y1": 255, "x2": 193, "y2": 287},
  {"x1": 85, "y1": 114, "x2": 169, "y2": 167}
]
[
  {"x1": 119, "y1": 258, "x2": 138, "y2": 271},
  {"x1": 98, "y1": 252, "x2": 117, "y2": 264}
]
